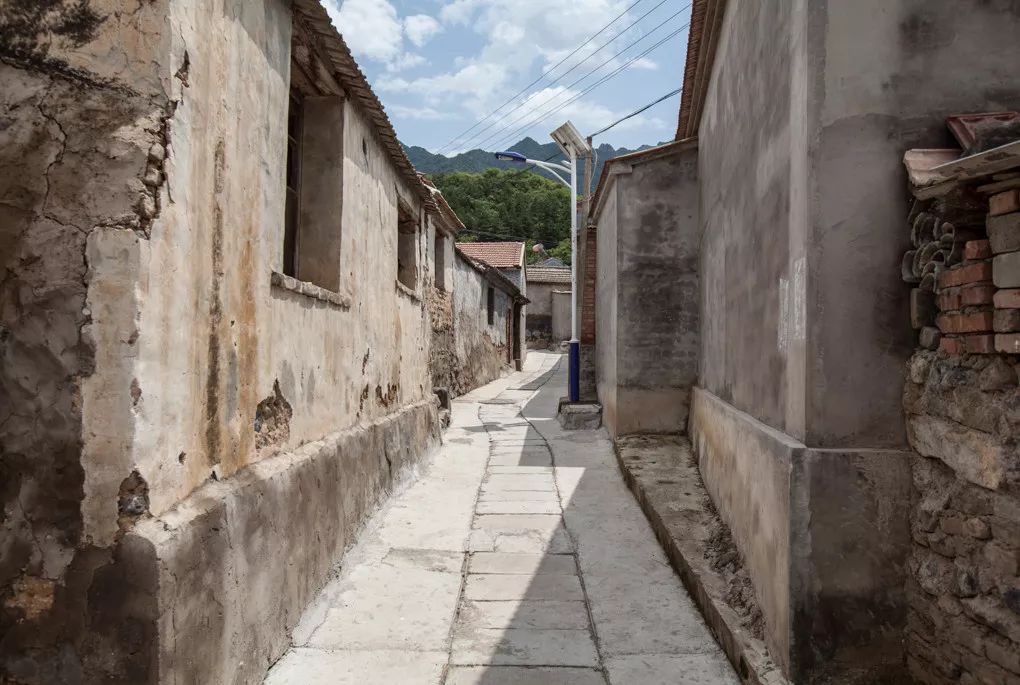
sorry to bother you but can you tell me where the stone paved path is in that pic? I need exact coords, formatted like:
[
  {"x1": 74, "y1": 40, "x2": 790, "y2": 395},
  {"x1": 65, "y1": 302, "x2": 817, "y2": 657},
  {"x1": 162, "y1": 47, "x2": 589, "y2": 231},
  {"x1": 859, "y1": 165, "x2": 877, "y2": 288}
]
[{"x1": 265, "y1": 352, "x2": 738, "y2": 684}]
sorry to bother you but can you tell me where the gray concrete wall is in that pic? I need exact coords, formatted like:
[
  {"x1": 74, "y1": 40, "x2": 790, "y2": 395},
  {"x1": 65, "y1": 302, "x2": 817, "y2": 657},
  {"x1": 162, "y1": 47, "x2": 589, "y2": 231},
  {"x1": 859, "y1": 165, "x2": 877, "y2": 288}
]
[
  {"x1": 595, "y1": 187, "x2": 620, "y2": 432},
  {"x1": 692, "y1": 0, "x2": 1020, "y2": 681},
  {"x1": 593, "y1": 143, "x2": 700, "y2": 436},
  {"x1": 526, "y1": 281, "x2": 554, "y2": 342}
]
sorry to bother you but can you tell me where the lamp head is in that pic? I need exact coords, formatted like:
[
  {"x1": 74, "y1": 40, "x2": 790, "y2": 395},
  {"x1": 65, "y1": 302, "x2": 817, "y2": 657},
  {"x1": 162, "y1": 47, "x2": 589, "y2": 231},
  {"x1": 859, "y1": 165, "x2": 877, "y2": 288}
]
[{"x1": 494, "y1": 151, "x2": 527, "y2": 163}]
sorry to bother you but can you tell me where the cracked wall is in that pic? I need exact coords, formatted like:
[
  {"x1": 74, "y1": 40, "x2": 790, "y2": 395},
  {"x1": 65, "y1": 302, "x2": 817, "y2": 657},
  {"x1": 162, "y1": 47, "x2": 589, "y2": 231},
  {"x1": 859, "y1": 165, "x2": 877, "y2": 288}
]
[{"x1": 2, "y1": 0, "x2": 439, "y2": 681}]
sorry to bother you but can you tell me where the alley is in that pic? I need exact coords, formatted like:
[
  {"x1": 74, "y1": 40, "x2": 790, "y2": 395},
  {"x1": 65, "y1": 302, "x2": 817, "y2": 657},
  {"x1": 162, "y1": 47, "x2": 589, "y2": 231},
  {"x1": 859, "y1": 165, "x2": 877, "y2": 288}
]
[{"x1": 264, "y1": 352, "x2": 737, "y2": 684}]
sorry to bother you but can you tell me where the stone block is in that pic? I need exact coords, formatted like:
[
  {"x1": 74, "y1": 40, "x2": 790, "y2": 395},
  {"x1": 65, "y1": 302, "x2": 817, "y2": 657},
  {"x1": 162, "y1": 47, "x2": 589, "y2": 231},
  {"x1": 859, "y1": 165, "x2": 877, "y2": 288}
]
[
  {"x1": 936, "y1": 311, "x2": 993, "y2": 334},
  {"x1": 993, "y1": 251, "x2": 1020, "y2": 288},
  {"x1": 906, "y1": 413, "x2": 1010, "y2": 489},
  {"x1": 993, "y1": 288, "x2": 1020, "y2": 308},
  {"x1": 994, "y1": 333, "x2": 1020, "y2": 354},
  {"x1": 912, "y1": 289, "x2": 937, "y2": 328},
  {"x1": 993, "y1": 308, "x2": 1020, "y2": 332},
  {"x1": 964, "y1": 239, "x2": 992, "y2": 261},
  {"x1": 989, "y1": 189, "x2": 1020, "y2": 216},
  {"x1": 919, "y1": 326, "x2": 941, "y2": 350},
  {"x1": 556, "y1": 402, "x2": 602, "y2": 430},
  {"x1": 988, "y1": 212, "x2": 1020, "y2": 254},
  {"x1": 961, "y1": 596, "x2": 1020, "y2": 643},
  {"x1": 939, "y1": 261, "x2": 992, "y2": 289}
]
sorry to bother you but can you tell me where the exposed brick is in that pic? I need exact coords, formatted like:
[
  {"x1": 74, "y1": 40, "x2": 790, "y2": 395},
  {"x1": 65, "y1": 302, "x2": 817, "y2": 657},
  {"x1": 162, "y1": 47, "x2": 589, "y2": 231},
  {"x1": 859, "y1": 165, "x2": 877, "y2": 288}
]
[
  {"x1": 987, "y1": 212, "x2": 1020, "y2": 254},
  {"x1": 989, "y1": 189, "x2": 1020, "y2": 216},
  {"x1": 993, "y1": 308, "x2": 1020, "y2": 333},
  {"x1": 939, "y1": 261, "x2": 993, "y2": 289},
  {"x1": 993, "y1": 251, "x2": 1020, "y2": 289},
  {"x1": 941, "y1": 336, "x2": 965, "y2": 355},
  {"x1": 937, "y1": 311, "x2": 994, "y2": 334},
  {"x1": 965, "y1": 239, "x2": 992, "y2": 261},
  {"x1": 962, "y1": 285, "x2": 996, "y2": 307},
  {"x1": 965, "y1": 335, "x2": 997, "y2": 354},
  {"x1": 993, "y1": 289, "x2": 1020, "y2": 309},
  {"x1": 938, "y1": 287, "x2": 963, "y2": 312},
  {"x1": 994, "y1": 333, "x2": 1020, "y2": 354}
]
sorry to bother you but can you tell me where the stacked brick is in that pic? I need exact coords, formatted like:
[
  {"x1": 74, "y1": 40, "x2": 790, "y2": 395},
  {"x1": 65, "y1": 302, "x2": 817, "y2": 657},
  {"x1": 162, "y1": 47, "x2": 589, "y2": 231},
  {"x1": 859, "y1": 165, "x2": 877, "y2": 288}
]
[
  {"x1": 910, "y1": 184, "x2": 1020, "y2": 355},
  {"x1": 989, "y1": 189, "x2": 1020, "y2": 354}
]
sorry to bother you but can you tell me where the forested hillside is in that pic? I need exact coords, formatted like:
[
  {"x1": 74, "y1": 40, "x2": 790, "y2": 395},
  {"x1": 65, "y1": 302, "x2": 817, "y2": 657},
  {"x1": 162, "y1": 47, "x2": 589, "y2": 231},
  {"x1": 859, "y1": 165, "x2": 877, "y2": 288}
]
[{"x1": 430, "y1": 168, "x2": 573, "y2": 265}]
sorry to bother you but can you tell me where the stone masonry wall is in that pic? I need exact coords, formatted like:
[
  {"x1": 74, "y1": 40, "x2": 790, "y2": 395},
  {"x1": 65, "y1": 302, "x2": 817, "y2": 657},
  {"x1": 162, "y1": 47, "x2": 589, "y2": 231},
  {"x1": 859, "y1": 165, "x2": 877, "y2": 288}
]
[
  {"x1": 904, "y1": 351, "x2": 1020, "y2": 684},
  {"x1": 903, "y1": 175, "x2": 1020, "y2": 685}
]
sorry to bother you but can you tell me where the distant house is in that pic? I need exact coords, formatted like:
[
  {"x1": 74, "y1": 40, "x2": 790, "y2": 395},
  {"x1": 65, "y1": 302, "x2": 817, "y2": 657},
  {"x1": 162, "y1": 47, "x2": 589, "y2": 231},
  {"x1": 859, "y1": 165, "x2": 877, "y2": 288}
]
[
  {"x1": 456, "y1": 242, "x2": 528, "y2": 366},
  {"x1": 525, "y1": 266, "x2": 572, "y2": 345}
]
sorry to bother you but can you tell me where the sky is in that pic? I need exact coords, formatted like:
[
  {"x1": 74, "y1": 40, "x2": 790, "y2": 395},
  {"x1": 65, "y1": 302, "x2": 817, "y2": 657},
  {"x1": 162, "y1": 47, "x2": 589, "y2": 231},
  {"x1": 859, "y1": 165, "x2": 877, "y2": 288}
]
[{"x1": 320, "y1": 0, "x2": 691, "y2": 156}]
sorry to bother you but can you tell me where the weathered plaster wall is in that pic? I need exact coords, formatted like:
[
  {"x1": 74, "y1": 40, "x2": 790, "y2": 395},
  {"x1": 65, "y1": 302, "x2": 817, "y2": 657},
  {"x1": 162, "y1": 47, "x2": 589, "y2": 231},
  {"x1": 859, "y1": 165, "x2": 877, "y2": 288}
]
[
  {"x1": 526, "y1": 281, "x2": 554, "y2": 342},
  {"x1": 1, "y1": 1, "x2": 174, "y2": 680},
  {"x1": 595, "y1": 187, "x2": 619, "y2": 432},
  {"x1": 551, "y1": 290, "x2": 571, "y2": 343},
  {"x1": 452, "y1": 255, "x2": 512, "y2": 392},
  {"x1": 593, "y1": 145, "x2": 700, "y2": 437},
  {"x1": 1, "y1": 0, "x2": 440, "y2": 681}
]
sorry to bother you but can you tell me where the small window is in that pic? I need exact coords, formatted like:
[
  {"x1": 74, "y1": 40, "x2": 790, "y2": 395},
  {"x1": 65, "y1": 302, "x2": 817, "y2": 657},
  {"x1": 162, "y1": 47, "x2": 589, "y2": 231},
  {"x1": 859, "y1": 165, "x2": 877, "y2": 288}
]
[
  {"x1": 397, "y1": 201, "x2": 418, "y2": 290},
  {"x1": 434, "y1": 233, "x2": 447, "y2": 291},
  {"x1": 283, "y1": 89, "x2": 302, "y2": 277},
  {"x1": 281, "y1": 39, "x2": 344, "y2": 292},
  {"x1": 487, "y1": 286, "x2": 495, "y2": 325}
]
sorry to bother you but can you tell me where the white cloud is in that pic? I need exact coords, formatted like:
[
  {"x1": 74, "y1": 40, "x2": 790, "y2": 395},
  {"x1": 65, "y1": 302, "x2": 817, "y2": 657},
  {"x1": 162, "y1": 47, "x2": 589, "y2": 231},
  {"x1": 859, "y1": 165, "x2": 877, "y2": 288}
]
[
  {"x1": 387, "y1": 52, "x2": 428, "y2": 72},
  {"x1": 325, "y1": 0, "x2": 403, "y2": 63},
  {"x1": 404, "y1": 14, "x2": 442, "y2": 47},
  {"x1": 388, "y1": 104, "x2": 454, "y2": 121}
]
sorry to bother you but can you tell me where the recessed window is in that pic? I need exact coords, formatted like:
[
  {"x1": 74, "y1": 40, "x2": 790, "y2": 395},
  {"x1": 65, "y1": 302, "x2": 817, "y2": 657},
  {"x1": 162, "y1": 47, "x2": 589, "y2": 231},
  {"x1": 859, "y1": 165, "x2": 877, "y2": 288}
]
[
  {"x1": 434, "y1": 233, "x2": 447, "y2": 291},
  {"x1": 397, "y1": 201, "x2": 418, "y2": 290},
  {"x1": 487, "y1": 285, "x2": 495, "y2": 325},
  {"x1": 282, "y1": 40, "x2": 344, "y2": 292}
]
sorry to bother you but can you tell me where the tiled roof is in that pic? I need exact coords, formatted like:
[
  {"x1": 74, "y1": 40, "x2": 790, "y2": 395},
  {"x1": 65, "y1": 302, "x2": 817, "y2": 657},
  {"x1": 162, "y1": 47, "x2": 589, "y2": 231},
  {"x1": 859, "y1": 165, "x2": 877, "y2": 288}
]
[
  {"x1": 676, "y1": 0, "x2": 727, "y2": 140},
  {"x1": 456, "y1": 242, "x2": 525, "y2": 269},
  {"x1": 527, "y1": 266, "x2": 572, "y2": 285}
]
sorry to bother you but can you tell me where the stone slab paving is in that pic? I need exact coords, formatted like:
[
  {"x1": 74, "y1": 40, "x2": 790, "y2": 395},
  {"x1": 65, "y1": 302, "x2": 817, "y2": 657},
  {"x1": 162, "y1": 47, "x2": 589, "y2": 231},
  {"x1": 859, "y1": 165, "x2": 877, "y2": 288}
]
[{"x1": 265, "y1": 353, "x2": 738, "y2": 685}]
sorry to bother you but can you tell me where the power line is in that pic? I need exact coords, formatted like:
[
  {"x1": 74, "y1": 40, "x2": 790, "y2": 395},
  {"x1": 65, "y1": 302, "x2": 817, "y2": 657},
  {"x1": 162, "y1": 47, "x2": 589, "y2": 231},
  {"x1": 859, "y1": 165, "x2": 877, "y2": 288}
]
[
  {"x1": 471, "y1": 7, "x2": 689, "y2": 153},
  {"x1": 435, "y1": 0, "x2": 648, "y2": 155},
  {"x1": 588, "y1": 86, "x2": 682, "y2": 138},
  {"x1": 441, "y1": 0, "x2": 675, "y2": 155},
  {"x1": 489, "y1": 21, "x2": 689, "y2": 150}
]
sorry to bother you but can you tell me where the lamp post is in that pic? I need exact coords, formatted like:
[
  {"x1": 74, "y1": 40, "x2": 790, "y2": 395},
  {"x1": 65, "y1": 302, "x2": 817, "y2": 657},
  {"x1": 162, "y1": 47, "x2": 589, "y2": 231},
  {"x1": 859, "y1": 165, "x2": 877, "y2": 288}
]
[{"x1": 495, "y1": 121, "x2": 591, "y2": 402}]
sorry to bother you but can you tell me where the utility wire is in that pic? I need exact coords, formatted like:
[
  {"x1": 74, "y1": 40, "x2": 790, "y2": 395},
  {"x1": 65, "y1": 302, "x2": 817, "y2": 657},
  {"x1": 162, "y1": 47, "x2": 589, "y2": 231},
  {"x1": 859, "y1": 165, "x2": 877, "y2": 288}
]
[
  {"x1": 442, "y1": 0, "x2": 677, "y2": 155},
  {"x1": 588, "y1": 86, "x2": 682, "y2": 138},
  {"x1": 435, "y1": 0, "x2": 648, "y2": 155},
  {"x1": 473, "y1": 8, "x2": 688, "y2": 152},
  {"x1": 489, "y1": 21, "x2": 688, "y2": 150}
]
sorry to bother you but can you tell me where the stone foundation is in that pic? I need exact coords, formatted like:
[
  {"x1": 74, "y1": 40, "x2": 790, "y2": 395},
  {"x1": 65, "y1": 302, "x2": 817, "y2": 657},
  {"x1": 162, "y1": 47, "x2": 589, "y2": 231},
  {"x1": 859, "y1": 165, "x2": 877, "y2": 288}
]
[
  {"x1": 904, "y1": 351, "x2": 1020, "y2": 684},
  {"x1": 124, "y1": 400, "x2": 439, "y2": 684}
]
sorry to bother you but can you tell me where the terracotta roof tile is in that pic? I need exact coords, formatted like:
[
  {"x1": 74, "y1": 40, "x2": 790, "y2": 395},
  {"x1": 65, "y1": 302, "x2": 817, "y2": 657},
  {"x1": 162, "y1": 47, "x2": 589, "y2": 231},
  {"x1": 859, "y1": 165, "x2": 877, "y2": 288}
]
[
  {"x1": 527, "y1": 266, "x2": 572, "y2": 285},
  {"x1": 456, "y1": 242, "x2": 525, "y2": 269}
]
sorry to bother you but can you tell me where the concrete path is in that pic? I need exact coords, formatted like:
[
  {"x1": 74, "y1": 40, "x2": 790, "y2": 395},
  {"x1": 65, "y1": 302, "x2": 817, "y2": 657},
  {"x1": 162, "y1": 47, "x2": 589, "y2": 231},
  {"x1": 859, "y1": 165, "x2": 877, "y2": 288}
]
[{"x1": 265, "y1": 352, "x2": 738, "y2": 684}]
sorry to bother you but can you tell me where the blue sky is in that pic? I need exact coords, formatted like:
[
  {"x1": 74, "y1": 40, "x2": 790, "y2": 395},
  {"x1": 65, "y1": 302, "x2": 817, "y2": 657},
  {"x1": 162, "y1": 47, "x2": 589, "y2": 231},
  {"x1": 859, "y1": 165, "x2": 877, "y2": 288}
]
[{"x1": 321, "y1": 0, "x2": 691, "y2": 155}]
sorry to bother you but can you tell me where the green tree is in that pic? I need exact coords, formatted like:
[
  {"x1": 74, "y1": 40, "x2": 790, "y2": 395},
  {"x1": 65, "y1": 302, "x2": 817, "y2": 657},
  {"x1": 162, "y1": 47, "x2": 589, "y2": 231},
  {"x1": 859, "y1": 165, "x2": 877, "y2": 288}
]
[{"x1": 430, "y1": 168, "x2": 573, "y2": 264}]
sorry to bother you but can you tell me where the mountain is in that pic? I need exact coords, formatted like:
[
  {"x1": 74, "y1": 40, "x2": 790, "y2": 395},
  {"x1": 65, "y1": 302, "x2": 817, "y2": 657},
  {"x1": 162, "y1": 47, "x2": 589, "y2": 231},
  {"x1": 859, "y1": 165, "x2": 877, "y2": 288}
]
[{"x1": 403, "y1": 137, "x2": 663, "y2": 191}]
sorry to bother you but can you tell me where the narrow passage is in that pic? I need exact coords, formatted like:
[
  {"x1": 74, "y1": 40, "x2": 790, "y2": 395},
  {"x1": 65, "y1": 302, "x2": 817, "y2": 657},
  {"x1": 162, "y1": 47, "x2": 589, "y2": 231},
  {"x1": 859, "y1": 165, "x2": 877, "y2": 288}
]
[{"x1": 265, "y1": 352, "x2": 737, "y2": 684}]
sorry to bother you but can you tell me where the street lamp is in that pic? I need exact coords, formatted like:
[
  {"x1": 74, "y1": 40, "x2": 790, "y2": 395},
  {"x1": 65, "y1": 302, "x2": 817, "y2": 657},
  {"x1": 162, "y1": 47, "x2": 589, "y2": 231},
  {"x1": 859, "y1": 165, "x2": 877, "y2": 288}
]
[{"x1": 495, "y1": 120, "x2": 591, "y2": 403}]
